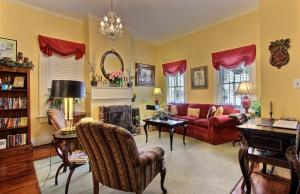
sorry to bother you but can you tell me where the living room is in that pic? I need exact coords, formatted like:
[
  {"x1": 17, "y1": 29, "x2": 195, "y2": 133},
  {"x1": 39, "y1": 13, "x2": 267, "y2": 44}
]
[{"x1": 0, "y1": 0, "x2": 300, "y2": 194}]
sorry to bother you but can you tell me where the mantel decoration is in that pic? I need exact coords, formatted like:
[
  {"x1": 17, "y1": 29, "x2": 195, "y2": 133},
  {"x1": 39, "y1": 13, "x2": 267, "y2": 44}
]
[
  {"x1": 269, "y1": 38, "x2": 290, "y2": 69},
  {"x1": 89, "y1": 54, "x2": 99, "y2": 87},
  {"x1": 100, "y1": 49, "x2": 124, "y2": 79},
  {"x1": 99, "y1": 0, "x2": 124, "y2": 40},
  {"x1": 108, "y1": 71, "x2": 123, "y2": 87}
]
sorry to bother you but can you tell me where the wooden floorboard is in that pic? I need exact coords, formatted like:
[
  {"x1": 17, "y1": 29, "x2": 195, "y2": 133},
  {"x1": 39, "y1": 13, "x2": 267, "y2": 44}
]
[
  {"x1": 231, "y1": 172, "x2": 290, "y2": 194},
  {"x1": 0, "y1": 144, "x2": 55, "y2": 194}
]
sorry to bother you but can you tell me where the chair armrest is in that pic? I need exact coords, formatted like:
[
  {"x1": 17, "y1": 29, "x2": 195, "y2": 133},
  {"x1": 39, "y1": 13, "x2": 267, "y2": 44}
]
[
  {"x1": 138, "y1": 147, "x2": 164, "y2": 167},
  {"x1": 209, "y1": 115, "x2": 237, "y2": 128}
]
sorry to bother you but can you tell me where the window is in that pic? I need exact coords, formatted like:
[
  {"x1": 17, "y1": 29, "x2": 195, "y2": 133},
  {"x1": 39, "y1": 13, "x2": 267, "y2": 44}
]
[
  {"x1": 39, "y1": 52, "x2": 84, "y2": 117},
  {"x1": 167, "y1": 73, "x2": 185, "y2": 103},
  {"x1": 216, "y1": 64, "x2": 250, "y2": 107}
]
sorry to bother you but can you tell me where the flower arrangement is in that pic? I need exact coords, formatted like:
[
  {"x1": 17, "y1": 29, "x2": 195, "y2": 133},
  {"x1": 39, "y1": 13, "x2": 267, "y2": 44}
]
[
  {"x1": 89, "y1": 54, "x2": 99, "y2": 86},
  {"x1": 109, "y1": 71, "x2": 123, "y2": 87},
  {"x1": 109, "y1": 71, "x2": 123, "y2": 81}
]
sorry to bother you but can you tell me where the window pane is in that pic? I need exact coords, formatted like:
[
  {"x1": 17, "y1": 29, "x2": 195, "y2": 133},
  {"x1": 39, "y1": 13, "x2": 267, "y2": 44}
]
[{"x1": 167, "y1": 73, "x2": 185, "y2": 103}]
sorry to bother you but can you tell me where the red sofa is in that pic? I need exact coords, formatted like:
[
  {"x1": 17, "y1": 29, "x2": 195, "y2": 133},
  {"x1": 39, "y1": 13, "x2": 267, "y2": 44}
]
[{"x1": 167, "y1": 103, "x2": 240, "y2": 145}]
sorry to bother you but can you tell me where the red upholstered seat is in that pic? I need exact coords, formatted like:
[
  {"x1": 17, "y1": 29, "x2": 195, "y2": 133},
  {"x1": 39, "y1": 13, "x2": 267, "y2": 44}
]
[
  {"x1": 178, "y1": 116, "x2": 199, "y2": 124},
  {"x1": 194, "y1": 119, "x2": 209, "y2": 128}
]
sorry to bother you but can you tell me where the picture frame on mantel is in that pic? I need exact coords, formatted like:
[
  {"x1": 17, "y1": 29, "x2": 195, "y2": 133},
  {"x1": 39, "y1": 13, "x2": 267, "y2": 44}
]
[
  {"x1": 135, "y1": 63, "x2": 155, "y2": 86},
  {"x1": 191, "y1": 66, "x2": 208, "y2": 89},
  {"x1": 0, "y1": 37, "x2": 17, "y2": 61}
]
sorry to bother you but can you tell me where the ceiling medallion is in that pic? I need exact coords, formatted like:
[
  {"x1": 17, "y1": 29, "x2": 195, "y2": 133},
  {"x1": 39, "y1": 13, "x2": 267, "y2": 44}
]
[{"x1": 99, "y1": 0, "x2": 123, "y2": 40}]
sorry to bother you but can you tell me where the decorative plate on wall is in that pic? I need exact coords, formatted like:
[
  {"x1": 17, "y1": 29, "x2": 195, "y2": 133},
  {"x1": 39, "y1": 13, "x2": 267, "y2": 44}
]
[{"x1": 269, "y1": 38, "x2": 290, "y2": 69}]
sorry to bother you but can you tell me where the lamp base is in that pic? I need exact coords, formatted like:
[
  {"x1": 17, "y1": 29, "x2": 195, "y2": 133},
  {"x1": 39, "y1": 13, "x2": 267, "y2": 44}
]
[
  {"x1": 242, "y1": 95, "x2": 251, "y2": 113},
  {"x1": 60, "y1": 128, "x2": 76, "y2": 135}
]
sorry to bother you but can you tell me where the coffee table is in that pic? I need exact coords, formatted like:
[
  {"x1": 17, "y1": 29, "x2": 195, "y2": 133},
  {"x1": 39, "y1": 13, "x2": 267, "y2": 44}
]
[{"x1": 143, "y1": 118, "x2": 187, "y2": 151}]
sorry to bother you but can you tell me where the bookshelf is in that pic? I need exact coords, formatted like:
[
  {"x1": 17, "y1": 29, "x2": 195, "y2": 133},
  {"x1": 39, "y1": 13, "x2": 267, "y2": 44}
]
[{"x1": 0, "y1": 66, "x2": 32, "y2": 158}]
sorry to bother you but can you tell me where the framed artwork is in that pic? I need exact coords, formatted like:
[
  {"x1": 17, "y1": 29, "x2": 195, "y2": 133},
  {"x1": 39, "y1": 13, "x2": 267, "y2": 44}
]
[
  {"x1": 13, "y1": 76, "x2": 25, "y2": 88},
  {"x1": 0, "y1": 38, "x2": 17, "y2": 61},
  {"x1": 135, "y1": 63, "x2": 155, "y2": 86},
  {"x1": 191, "y1": 66, "x2": 208, "y2": 89}
]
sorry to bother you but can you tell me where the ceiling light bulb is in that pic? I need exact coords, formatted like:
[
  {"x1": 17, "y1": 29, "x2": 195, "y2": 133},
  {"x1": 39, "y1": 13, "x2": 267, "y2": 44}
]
[
  {"x1": 104, "y1": 16, "x2": 108, "y2": 21},
  {"x1": 119, "y1": 23, "x2": 123, "y2": 29},
  {"x1": 116, "y1": 17, "x2": 121, "y2": 23},
  {"x1": 100, "y1": 21, "x2": 104, "y2": 26}
]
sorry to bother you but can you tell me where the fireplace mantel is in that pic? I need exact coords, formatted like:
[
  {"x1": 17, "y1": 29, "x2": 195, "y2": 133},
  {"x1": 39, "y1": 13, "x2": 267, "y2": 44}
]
[
  {"x1": 91, "y1": 87, "x2": 133, "y2": 100},
  {"x1": 90, "y1": 87, "x2": 133, "y2": 120}
]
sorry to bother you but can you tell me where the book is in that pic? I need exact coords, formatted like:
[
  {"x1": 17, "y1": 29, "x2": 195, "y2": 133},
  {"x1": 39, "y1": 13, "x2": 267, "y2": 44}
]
[
  {"x1": 68, "y1": 150, "x2": 89, "y2": 163},
  {"x1": 273, "y1": 120, "x2": 298, "y2": 130},
  {"x1": 0, "y1": 139, "x2": 6, "y2": 149}
]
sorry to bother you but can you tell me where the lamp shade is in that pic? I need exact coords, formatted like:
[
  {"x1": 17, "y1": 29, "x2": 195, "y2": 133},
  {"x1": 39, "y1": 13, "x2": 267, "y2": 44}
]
[
  {"x1": 235, "y1": 81, "x2": 254, "y2": 95},
  {"x1": 153, "y1": 87, "x2": 162, "y2": 96},
  {"x1": 50, "y1": 80, "x2": 85, "y2": 98}
]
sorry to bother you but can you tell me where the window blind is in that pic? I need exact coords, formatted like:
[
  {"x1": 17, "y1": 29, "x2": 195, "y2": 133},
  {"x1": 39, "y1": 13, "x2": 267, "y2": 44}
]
[
  {"x1": 217, "y1": 65, "x2": 249, "y2": 107},
  {"x1": 167, "y1": 73, "x2": 185, "y2": 103}
]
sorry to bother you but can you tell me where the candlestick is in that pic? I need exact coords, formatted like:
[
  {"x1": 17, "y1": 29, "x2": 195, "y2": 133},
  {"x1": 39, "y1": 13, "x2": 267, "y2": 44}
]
[{"x1": 270, "y1": 101, "x2": 273, "y2": 119}]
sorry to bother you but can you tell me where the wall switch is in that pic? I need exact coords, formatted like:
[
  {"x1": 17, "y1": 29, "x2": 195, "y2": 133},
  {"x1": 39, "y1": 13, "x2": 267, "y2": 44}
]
[{"x1": 293, "y1": 79, "x2": 300, "y2": 88}]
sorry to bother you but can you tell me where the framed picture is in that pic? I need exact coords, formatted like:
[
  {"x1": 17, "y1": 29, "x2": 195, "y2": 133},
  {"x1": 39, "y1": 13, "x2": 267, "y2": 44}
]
[
  {"x1": 191, "y1": 66, "x2": 208, "y2": 89},
  {"x1": 13, "y1": 76, "x2": 25, "y2": 88},
  {"x1": 0, "y1": 37, "x2": 17, "y2": 61},
  {"x1": 135, "y1": 63, "x2": 155, "y2": 86}
]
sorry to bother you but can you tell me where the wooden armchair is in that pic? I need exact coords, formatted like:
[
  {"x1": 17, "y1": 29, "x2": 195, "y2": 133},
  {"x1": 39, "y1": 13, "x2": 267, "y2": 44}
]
[
  {"x1": 76, "y1": 122, "x2": 167, "y2": 194},
  {"x1": 286, "y1": 146, "x2": 300, "y2": 194}
]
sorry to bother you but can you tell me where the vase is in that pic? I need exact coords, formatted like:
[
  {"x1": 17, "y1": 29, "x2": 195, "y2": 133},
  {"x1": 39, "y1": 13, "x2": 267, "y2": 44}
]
[{"x1": 91, "y1": 81, "x2": 97, "y2": 87}]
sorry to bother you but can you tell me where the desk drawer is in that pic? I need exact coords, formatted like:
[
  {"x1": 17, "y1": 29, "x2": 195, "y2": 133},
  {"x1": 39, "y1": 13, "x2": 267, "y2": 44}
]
[{"x1": 251, "y1": 135, "x2": 282, "y2": 152}]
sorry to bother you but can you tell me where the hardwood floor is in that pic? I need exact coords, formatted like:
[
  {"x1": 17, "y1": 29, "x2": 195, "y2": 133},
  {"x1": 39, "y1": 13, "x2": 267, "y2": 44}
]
[
  {"x1": 0, "y1": 144, "x2": 54, "y2": 194},
  {"x1": 231, "y1": 171, "x2": 290, "y2": 194}
]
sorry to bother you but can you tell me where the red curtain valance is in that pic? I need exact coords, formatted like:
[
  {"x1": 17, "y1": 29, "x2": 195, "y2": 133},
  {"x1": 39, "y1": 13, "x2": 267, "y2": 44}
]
[
  {"x1": 38, "y1": 35, "x2": 85, "y2": 60},
  {"x1": 162, "y1": 60, "x2": 187, "y2": 76},
  {"x1": 211, "y1": 44, "x2": 256, "y2": 70}
]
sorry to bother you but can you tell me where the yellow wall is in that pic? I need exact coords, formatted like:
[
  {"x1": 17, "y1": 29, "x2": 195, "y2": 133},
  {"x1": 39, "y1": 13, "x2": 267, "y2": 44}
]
[
  {"x1": 0, "y1": 1, "x2": 158, "y2": 145},
  {"x1": 0, "y1": 0, "x2": 85, "y2": 145},
  {"x1": 157, "y1": 11, "x2": 261, "y2": 104},
  {"x1": 260, "y1": 0, "x2": 300, "y2": 119}
]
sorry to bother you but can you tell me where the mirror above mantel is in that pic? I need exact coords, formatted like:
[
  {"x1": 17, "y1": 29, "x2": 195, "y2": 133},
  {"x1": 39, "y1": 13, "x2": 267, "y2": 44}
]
[{"x1": 100, "y1": 49, "x2": 124, "y2": 80}]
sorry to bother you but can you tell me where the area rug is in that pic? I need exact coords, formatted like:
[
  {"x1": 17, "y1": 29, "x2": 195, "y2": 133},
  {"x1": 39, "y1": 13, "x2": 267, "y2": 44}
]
[{"x1": 34, "y1": 131, "x2": 241, "y2": 194}]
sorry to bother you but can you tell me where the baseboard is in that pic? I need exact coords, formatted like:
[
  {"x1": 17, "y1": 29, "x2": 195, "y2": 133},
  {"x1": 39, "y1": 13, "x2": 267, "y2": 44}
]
[{"x1": 31, "y1": 136, "x2": 52, "y2": 146}]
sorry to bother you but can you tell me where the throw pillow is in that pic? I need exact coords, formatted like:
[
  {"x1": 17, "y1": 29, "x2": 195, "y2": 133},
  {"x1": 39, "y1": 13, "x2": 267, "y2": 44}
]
[
  {"x1": 187, "y1": 108, "x2": 200, "y2": 117},
  {"x1": 207, "y1": 106, "x2": 217, "y2": 118},
  {"x1": 214, "y1": 106, "x2": 224, "y2": 116},
  {"x1": 170, "y1": 105, "x2": 178, "y2": 115}
]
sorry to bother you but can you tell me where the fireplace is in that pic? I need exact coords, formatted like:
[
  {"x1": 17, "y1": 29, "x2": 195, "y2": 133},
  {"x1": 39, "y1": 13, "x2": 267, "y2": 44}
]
[{"x1": 99, "y1": 105, "x2": 136, "y2": 133}]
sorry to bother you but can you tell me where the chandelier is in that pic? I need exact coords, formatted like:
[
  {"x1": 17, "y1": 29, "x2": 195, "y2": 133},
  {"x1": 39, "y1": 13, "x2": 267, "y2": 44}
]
[{"x1": 100, "y1": 0, "x2": 123, "y2": 40}]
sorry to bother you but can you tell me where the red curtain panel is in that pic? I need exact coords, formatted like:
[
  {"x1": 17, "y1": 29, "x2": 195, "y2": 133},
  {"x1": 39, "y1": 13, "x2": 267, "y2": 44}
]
[
  {"x1": 162, "y1": 60, "x2": 187, "y2": 76},
  {"x1": 211, "y1": 44, "x2": 256, "y2": 70},
  {"x1": 38, "y1": 35, "x2": 85, "y2": 60}
]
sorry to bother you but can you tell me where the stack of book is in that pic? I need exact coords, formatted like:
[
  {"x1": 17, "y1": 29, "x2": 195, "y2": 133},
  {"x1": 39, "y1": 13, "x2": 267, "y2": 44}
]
[
  {"x1": 6, "y1": 133, "x2": 27, "y2": 148},
  {"x1": 68, "y1": 150, "x2": 89, "y2": 163},
  {"x1": 0, "y1": 117, "x2": 28, "y2": 128},
  {"x1": 0, "y1": 97, "x2": 27, "y2": 110}
]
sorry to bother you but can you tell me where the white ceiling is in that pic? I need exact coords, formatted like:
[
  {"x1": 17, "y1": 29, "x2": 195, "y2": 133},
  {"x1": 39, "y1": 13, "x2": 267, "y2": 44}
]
[{"x1": 11, "y1": 0, "x2": 258, "y2": 45}]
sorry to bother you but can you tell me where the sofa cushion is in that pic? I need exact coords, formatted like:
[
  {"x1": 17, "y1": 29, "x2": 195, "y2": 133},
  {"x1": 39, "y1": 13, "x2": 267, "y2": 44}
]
[
  {"x1": 207, "y1": 106, "x2": 217, "y2": 119},
  {"x1": 214, "y1": 106, "x2": 224, "y2": 116},
  {"x1": 178, "y1": 116, "x2": 199, "y2": 125},
  {"x1": 169, "y1": 105, "x2": 178, "y2": 115},
  {"x1": 188, "y1": 104, "x2": 210, "y2": 118},
  {"x1": 187, "y1": 108, "x2": 200, "y2": 117},
  {"x1": 172, "y1": 103, "x2": 189, "y2": 116},
  {"x1": 194, "y1": 119, "x2": 209, "y2": 128},
  {"x1": 214, "y1": 105, "x2": 235, "y2": 115}
]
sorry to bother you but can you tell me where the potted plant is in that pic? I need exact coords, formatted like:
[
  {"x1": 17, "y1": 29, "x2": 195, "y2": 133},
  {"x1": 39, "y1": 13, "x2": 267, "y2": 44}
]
[
  {"x1": 132, "y1": 93, "x2": 136, "y2": 102},
  {"x1": 250, "y1": 100, "x2": 261, "y2": 117},
  {"x1": 108, "y1": 71, "x2": 123, "y2": 87},
  {"x1": 89, "y1": 55, "x2": 98, "y2": 87}
]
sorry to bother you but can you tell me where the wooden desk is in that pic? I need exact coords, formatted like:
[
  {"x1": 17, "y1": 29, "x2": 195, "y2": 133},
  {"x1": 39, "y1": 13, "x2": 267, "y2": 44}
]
[{"x1": 237, "y1": 118, "x2": 299, "y2": 194}]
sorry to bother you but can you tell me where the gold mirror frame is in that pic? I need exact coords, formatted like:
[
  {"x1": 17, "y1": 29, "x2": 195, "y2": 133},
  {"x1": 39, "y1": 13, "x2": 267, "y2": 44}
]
[{"x1": 100, "y1": 49, "x2": 124, "y2": 80}]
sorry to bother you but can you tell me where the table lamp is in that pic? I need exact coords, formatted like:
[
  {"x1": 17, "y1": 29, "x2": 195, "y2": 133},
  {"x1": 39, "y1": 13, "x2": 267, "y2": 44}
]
[
  {"x1": 153, "y1": 87, "x2": 162, "y2": 105},
  {"x1": 51, "y1": 80, "x2": 85, "y2": 134},
  {"x1": 235, "y1": 81, "x2": 254, "y2": 113}
]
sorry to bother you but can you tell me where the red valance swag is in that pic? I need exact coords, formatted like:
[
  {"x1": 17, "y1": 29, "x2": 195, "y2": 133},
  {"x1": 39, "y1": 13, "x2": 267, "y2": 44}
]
[
  {"x1": 211, "y1": 44, "x2": 256, "y2": 70},
  {"x1": 38, "y1": 35, "x2": 85, "y2": 60},
  {"x1": 162, "y1": 60, "x2": 187, "y2": 76}
]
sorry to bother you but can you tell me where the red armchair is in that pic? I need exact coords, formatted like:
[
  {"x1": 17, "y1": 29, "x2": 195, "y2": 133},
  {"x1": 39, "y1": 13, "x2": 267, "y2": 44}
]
[{"x1": 167, "y1": 103, "x2": 240, "y2": 145}]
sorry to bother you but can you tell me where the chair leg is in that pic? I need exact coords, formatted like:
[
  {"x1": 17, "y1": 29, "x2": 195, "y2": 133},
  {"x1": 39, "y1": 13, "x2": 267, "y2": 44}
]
[
  {"x1": 55, "y1": 163, "x2": 65, "y2": 185},
  {"x1": 93, "y1": 173, "x2": 99, "y2": 194},
  {"x1": 160, "y1": 168, "x2": 167, "y2": 193},
  {"x1": 65, "y1": 167, "x2": 75, "y2": 194},
  {"x1": 63, "y1": 164, "x2": 68, "y2": 172}
]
